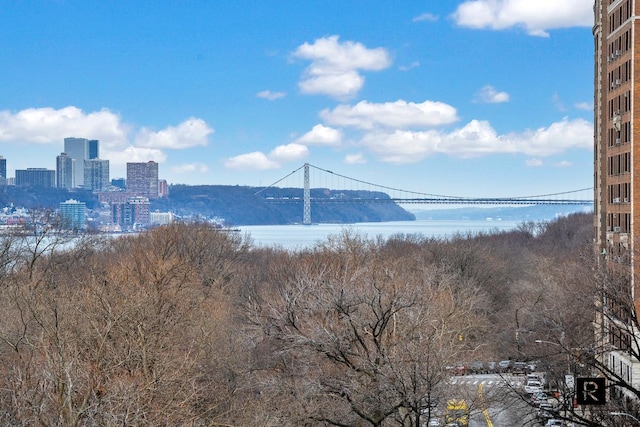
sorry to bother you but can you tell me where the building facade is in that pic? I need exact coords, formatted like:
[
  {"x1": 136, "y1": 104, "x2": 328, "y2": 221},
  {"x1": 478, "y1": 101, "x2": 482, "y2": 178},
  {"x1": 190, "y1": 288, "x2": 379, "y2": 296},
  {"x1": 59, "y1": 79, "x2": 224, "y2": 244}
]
[
  {"x1": 59, "y1": 199, "x2": 86, "y2": 231},
  {"x1": 56, "y1": 152, "x2": 75, "y2": 189},
  {"x1": 593, "y1": 0, "x2": 640, "y2": 400},
  {"x1": 64, "y1": 137, "x2": 99, "y2": 188},
  {"x1": 15, "y1": 168, "x2": 55, "y2": 188},
  {"x1": 111, "y1": 196, "x2": 150, "y2": 230},
  {"x1": 0, "y1": 156, "x2": 6, "y2": 186},
  {"x1": 84, "y1": 158, "x2": 109, "y2": 192},
  {"x1": 126, "y1": 161, "x2": 159, "y2": 199}
]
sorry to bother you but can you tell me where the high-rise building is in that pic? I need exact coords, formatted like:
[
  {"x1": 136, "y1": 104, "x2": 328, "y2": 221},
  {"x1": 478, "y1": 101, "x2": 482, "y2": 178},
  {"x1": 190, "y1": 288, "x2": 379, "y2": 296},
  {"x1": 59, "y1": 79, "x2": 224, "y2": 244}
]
[
  {"x1": 158, "y1": 179, "x2": 168, "y2": 197},
  {"x1": 126, "y1": 161, "x2": 159, "y2": 199},
  {"x1": 88, "y1": 139, "x2": 99, "y2": 160},
  {"x1": 111, "y1": 196, "x2": 150, "y2": 230},
  {"x1": 15, "y1": 168, "x2": 55, "y2": 188},
  {"x1": 59, "y1": 199, "x2": 86, "y2": 231},
  {"x1": 64, "y1": 137, "x2": 99, "y2": 188},
  {"x1": 84, "y1": 158, "x2": 109, "y2": 192},
  {"x1": 56, "y1": 152, "x2": 75, "y2": 189},
  {"x1": 593, "y1": 0, "x2": 639, "y2": 402},
  {"x1": 0, "y1": 156, "x2": 6, "y2": 186}
]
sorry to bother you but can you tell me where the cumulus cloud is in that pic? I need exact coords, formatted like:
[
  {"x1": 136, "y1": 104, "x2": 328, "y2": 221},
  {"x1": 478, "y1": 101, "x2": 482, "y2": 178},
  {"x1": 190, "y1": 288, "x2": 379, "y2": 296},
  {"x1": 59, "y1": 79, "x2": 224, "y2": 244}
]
[
  {"x1": 295, "y1": 124, "x2": 342, "y2": 146},
  {"x1": 170, "y1": 162, "x2": 209, "y2": 174},
  {"x1": 413, "y1": 13, "x2": 438, "y2": 23},
  {"x1": 358, "y1": 118, "x2": 592, "y2": 164},
  {"x1": 0, "y1": 106, "x2": 214, "y2": 172},
  {"x1": 269, "y1": 143, "x2": 309, "y2": 162},
  {"x1": 344, "y1": 153, "x2": 367, "y2": 164},
  {"x1": 0, "y1": 106, "x2": 127, "y2": 145},
  {"x1": 321, "y1": 99, "x2": 459, "y2": 130},
  {"x1": 224, "y1": 152, "x2": 280, "y2": 170},
  {"x1": 256, "y1": 90, "x2": 286, "y2": 100},
  {"x1": 107, "y1": 146, "x2": 167, "y2": 165},
  {"x1": 292, "y1": 35, "x2": 392, "y2": 99},
  {"x1": 452, "y1": 0, "x2": 593, "y2": 37},
  {"x1": 474, "y1": 85, "x2": 510, "y2": 103},
  {"x1": 135, "y1": 118, "x2": 213, "y2": 149}
]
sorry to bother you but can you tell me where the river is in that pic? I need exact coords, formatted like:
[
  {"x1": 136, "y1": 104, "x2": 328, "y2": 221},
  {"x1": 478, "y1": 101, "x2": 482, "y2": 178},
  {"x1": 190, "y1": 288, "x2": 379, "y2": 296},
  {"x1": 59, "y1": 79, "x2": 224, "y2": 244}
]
[{"x1": 238, "y1": 219, "x2": 523, "y2": 251}]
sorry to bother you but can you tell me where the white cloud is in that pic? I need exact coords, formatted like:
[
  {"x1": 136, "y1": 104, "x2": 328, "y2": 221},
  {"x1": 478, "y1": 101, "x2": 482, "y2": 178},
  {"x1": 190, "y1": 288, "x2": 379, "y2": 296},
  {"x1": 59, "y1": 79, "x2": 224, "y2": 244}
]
[
  {"x1": 170, "y1": 162, "x2": 209, "y2": 174},
  {"x1": 107, "y1": 146, "x2": 167, "y2": 165},
  {"x1": 526, "y1": 158, "x2": 543, "y2": 167},
  {"x1": 358, "y1": 117, "x2": 592, "y2": 163},
  {"x1": 295, "y1": 124, "x2": 342, "y2": 146},
  {"x1": 292, "y1": 35, "x2": 392, "y2": 99},
  {"x1": 344, "y1": 153, "x2": 367, "y2": 164},
  {"x1": 474, "y1": 85, "x2": 510, "y2": 103},
  {"x1": 321, "y1": 99, "x2": 459, "y2": 130},
  {"x1": 398, "y1": 61, "x2": 420, "y2": 71},
  {"x1": 0, "y1": 106, "x2": 127, "y2": 145},
  {"x1": 224, "y1": 152, "x2": 280, "y2": 170},
  {"x1": 269, "y1": 143, "x2": 309, "y2": 162},
  {"x1": 574, "y1": 101, "x2": 592, "y2": 111},
  {"x1": 135, "y1": 117, "x2": 213, "y2": 149},
  {"x1": 256, "y1": 90, "x2": 286, "y2": 100},
  {"x1": 452, "y1": 0, "x2": 593, "y2": 37},
  {"x1": 0, "y1": 106, "x2": 214, "y2": 173},
  {"x1": 413, "y1": 13, "x2": 438, "y2": 23}
]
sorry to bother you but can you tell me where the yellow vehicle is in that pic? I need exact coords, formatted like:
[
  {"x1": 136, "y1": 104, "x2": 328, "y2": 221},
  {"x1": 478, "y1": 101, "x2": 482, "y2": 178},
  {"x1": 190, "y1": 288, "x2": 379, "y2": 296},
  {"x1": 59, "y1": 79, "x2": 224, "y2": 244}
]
[{"x1": 444, "y1": 399, "x2": 469, "y2": 426}]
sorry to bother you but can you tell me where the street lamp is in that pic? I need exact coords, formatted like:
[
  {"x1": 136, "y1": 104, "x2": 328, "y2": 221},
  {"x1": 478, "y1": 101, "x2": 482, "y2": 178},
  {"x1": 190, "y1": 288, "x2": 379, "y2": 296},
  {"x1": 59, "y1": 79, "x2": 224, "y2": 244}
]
[{"x1": 610, "y1": 411, "x2": 640, "y2": 423}]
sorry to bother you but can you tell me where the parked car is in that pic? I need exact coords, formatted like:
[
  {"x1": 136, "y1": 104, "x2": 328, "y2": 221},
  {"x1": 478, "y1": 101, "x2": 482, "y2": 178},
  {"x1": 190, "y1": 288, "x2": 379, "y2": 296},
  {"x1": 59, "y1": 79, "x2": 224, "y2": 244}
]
[
  {"x1": 487, "y1": 361, "x2": 497, "y2": 373},
  {"x1": 524, "y1": 379, "x2": 543, "y2": 394},
  {"x1": 469, "y1": 361, "x2": 485, "y2": 374},
  {"x1": 537, "y1": 402, "x2": 554, "y2": 420},
  {"x1": 498, "y1": 360, "x2": 512, "y2": 372},
  {"x1": 545, "y1": 419, "x2": 564, "y2": 426},
  {"x1": 531, "y1": 391, "x2": 548, "y2": 404},
  {"x1": 512, "y1": 361, "x2": 527, "y2": 375}
]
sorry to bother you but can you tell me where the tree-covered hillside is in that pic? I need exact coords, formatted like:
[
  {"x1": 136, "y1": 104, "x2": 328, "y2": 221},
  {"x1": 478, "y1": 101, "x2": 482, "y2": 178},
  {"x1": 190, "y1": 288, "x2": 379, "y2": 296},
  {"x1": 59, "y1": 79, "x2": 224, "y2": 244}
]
[{"x1": 151, "y1": 185, "x2": 415, "y2": 225}]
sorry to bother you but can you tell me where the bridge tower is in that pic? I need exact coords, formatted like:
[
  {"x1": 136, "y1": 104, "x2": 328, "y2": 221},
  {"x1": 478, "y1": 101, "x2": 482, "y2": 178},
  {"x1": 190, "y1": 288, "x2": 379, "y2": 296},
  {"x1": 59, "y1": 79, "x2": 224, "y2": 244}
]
[{"x1": 303, "y1": 163, "x2": 311, "y2": 225}]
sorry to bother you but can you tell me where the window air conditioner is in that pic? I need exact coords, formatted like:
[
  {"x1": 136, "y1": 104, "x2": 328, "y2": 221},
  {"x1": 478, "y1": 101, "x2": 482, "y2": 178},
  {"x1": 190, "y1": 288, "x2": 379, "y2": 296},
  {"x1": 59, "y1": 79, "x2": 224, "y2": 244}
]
[
  {"x1": 614, "y1": 226, "x2": 621, "y2": 232},
  {"x1": 613, "y1": 197, "x2": 621, "y2": 203}
]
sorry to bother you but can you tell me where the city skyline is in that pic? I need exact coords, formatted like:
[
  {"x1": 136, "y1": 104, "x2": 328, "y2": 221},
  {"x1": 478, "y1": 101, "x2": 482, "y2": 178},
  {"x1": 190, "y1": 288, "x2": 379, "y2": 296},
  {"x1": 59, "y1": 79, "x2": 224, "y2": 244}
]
[{"x1": 0, "y1": 1, "x2": 593, "y2": 197}]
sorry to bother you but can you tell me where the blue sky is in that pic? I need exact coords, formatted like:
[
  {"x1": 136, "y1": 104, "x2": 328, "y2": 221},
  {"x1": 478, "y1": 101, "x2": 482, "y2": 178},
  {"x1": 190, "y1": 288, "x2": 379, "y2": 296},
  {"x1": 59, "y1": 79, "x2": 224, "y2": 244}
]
[{"x1": 0, "y1": 1, "x2": 594, "y2": 198}]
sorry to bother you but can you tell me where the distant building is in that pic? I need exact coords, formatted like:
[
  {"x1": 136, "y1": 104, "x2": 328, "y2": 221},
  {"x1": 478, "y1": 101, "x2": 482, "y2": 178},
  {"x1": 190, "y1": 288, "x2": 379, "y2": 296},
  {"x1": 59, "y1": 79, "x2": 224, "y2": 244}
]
[
  {"x1": 111, "y1": 177, "x2": 126, "y2": 190},
  {"x1": 15, "y1": 168, "x2": 55, "y2": 188},
  {"x1": 0, "y1": 156, "x2": 6, "y2": 186},
  {"x1": 150, "y1": 211, "x2": 174, "y2": 226},
  {"x1": 64, "y1": 137, "x2": 99, "y2": 188},
  {"x1": 126, "y1": 161, "x2": 159, "y2": 199},
  {"x1": 56, "y1": 152, "x2": 75, "y2": 189},
  {"x1": 84, "y1": 158, "x2": 109, "y2": 192},
  {"x1": 88, "y1": 139, "x2": 99, "y2": 160},
  {"x1": 59, "y1": 199, "x2": 86, "y2": 231},
  {"x1": 158, "y1": 179, "x2": 168, "y2": 198},
  {"x1": 111, "y1": 196, "x2": 150, "y2": 229}
]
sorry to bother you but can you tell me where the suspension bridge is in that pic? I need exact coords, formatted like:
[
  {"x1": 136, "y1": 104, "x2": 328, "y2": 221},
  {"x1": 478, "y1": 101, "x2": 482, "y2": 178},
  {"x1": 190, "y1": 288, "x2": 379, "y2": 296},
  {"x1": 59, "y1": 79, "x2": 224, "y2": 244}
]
[{"x1": 254, "y1": 163, "x2": 593, "y2": 225}]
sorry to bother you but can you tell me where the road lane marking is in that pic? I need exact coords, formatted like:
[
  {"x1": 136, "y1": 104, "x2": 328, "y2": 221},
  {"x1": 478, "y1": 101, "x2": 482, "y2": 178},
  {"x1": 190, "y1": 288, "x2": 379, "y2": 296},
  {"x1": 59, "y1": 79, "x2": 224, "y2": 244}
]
[{"x1": 478, "y1": 383, "x2": 494, "y2": 427}]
